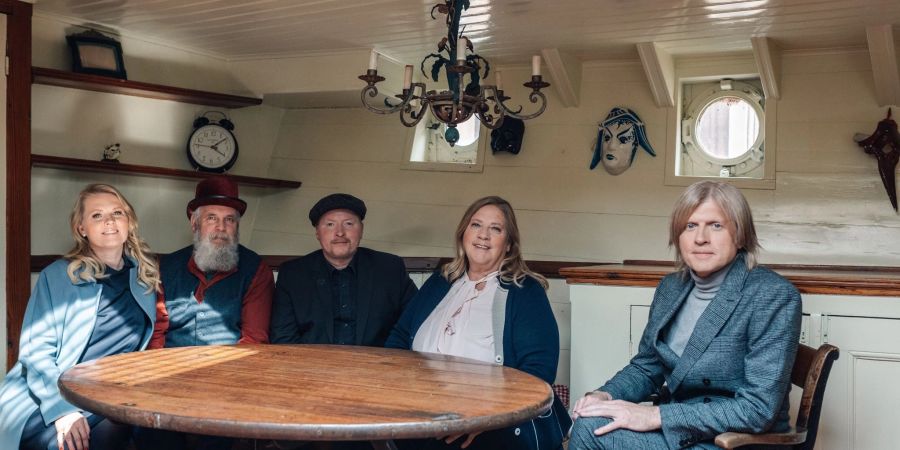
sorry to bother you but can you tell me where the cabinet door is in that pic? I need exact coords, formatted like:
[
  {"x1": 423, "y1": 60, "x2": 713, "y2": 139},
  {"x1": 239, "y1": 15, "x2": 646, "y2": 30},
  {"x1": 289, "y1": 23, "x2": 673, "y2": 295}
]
[
  {"x1": 814, "y1": 315, "x2": 900, "y2": 450},
  {"x1": 629, "y1": 305, "x2": 650, "y2": 358}
]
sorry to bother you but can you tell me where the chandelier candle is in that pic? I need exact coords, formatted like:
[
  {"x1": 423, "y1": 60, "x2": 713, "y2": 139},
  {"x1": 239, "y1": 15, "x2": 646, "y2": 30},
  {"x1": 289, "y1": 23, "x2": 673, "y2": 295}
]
[
  {"x1": 369, "y1": 50, "x2": 378, "y2": 71},
  {"x1": 403, "y1": 65, "x2": 413, "y2": 90}
]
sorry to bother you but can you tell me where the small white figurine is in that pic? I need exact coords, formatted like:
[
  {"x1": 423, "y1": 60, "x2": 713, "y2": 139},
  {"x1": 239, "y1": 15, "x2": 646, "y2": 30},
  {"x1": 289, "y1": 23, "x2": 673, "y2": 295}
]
[{"x1": 102, "y1": 142, "x2": 121, "y2": 162}]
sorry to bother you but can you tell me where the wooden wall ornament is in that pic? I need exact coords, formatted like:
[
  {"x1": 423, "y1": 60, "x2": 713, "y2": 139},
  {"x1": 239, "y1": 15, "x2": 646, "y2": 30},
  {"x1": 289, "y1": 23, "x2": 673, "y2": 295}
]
[{"x1": 854, "y1": 108, "x2": 900, "y2": 211}]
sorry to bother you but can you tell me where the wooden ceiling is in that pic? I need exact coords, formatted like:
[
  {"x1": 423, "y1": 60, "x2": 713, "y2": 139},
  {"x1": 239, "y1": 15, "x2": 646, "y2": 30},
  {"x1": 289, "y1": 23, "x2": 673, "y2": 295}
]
[{"x1": 32, "y1": 0, "x2": 900, "y2": 64}]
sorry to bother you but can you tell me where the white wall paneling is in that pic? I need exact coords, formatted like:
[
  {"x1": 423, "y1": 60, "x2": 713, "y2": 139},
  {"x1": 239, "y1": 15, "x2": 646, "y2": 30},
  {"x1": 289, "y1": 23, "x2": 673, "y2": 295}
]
[{"x1": 571, "y1": 282, "x2": 900, "y2": 449}]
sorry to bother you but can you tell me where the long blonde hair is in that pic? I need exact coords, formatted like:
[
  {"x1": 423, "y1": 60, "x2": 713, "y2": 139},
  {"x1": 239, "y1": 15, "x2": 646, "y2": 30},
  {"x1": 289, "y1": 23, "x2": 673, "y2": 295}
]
[
  {"x1": 64, "y1": 184, "x2": 161, "y2": 292},
  {"x1": 442, "y1": 196, "x2": 548, "y2": 289},
  {"x1": 669, "y1": 180, "x2": 760, "y2": 274}
]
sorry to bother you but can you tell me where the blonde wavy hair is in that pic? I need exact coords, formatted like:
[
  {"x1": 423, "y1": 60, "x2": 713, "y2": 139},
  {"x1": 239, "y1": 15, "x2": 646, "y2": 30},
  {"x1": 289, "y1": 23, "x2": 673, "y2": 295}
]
[
  {"x1": 442, "y1": 196, "x2": 548, "y2": 289},
  {"x1": 669, "y1": 180, "x2": 760, "y2": 274},
  {"x1": 65, "y1": 184, "x2": 160, "y2": 293}
]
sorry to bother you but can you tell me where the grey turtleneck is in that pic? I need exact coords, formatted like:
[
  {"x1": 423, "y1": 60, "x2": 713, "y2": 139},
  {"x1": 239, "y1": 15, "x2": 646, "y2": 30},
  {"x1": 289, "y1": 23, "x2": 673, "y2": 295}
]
[{"x1": 663, "y1": 265, "x2": 729, "y2": 357}]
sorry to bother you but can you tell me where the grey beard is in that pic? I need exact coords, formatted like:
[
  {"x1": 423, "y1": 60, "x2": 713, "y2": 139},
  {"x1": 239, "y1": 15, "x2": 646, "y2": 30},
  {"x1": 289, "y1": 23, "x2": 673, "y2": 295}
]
[{"x1": 193, "y1": 231, "x2": 239, "y2": 273}]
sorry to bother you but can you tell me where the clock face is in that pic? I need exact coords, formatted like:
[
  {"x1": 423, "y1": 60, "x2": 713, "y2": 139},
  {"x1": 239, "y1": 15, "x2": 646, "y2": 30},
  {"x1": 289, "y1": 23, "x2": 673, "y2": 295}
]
[{"x1": 187, "y1": 124, "x2": 238, "y2": 172}]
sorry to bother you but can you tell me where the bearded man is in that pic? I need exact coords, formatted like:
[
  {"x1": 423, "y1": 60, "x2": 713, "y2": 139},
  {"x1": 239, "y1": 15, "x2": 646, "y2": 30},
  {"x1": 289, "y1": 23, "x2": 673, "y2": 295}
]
[{"x1": 148, "y1": 175, "x2": 273, "y2": 349}]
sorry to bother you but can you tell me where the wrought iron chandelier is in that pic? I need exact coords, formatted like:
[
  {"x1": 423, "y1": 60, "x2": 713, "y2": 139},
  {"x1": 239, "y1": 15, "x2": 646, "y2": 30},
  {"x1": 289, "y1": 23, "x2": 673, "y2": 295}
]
[{"x1": 359, "y1": 0, "x2": 550, "y2": 146}]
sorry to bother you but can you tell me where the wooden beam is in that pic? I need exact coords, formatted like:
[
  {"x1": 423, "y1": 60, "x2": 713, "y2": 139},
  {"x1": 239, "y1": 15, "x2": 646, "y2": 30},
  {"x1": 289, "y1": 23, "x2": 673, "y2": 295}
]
[
  {"x1": 540, "y1": 48, "x2": 581, "y2": 108},
  {"x1": 866, "y1": 25, "x2": 900, "y2": 107},
  {"x1": 751, "y1": 37, "x2": 781, "y2": 100},
  {"x1": 6, "y1": 0, "x2": 32, "y2": 370},
  {"x1": 636, "y1": 42, "x2": 675, "y2": 108}
]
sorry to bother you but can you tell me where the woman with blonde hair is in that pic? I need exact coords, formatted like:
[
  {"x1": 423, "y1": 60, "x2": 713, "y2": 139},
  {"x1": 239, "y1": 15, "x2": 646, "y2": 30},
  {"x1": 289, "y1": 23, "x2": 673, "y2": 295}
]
[
  {"x1": 387, "y1": 196, "x2": 570, "y2": 450},
  {"x1": 0, "y1": 184, "x2": 160, "y2": 450}
]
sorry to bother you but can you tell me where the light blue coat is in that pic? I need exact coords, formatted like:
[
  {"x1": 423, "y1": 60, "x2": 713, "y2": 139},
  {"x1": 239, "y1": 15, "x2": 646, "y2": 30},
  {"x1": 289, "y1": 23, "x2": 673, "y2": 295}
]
[{"x1": 0, "y1": 258, "x2": 156, "y2": 449}]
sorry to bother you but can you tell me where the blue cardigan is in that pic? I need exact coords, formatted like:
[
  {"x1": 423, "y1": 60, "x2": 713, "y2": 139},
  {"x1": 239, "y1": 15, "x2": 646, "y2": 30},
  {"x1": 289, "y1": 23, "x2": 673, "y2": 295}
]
[
  {"x1": 0, "y1": 258, "x2": 157, "y2": 450},
  {"x1": 386, "y1": 272, "x2": 559, "y2": 384},
  {"x1": 386, "y1": 272, "x2": 569, "y2": 450}
]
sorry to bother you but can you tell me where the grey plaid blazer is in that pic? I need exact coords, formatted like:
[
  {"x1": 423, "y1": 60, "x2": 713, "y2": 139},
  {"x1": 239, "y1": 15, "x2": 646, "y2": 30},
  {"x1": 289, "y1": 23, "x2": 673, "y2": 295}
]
[{"x1": 601, "y1": 253, "x2": 802, "y2": 449}]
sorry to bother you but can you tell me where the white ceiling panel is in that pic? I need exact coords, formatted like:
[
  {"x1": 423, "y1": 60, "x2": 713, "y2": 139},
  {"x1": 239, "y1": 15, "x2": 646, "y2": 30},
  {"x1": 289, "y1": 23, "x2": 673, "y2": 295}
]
[{"x1": 32, "y1": 0, "x2": 900, "y2": 63}]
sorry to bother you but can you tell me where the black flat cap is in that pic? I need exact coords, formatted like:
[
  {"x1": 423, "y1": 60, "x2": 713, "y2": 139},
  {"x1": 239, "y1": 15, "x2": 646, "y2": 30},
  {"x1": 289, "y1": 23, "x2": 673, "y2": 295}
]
[{"x1": 309, "y1": 193, "x2": 367, "y2": 226}]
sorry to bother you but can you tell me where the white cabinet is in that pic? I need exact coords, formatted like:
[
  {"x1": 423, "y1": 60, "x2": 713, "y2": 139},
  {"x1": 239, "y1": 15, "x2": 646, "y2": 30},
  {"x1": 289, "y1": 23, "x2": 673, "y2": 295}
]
[{"x1": 570, "y1": 281, "x2": 900, "y2": 450}]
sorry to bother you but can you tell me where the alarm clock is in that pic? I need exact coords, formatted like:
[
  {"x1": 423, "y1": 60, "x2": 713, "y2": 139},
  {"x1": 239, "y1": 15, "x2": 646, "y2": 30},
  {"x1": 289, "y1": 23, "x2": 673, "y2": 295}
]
[{"x1": 187, "y1": 112, "x2": 238, "y2": 172}]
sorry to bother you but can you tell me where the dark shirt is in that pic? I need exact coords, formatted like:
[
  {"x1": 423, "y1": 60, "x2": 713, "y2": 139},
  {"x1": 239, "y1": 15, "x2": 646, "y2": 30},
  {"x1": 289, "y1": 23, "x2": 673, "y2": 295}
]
[
  {"x1": 329, "y1": 256, "x2": 358, "y2": 345},
  {"x1": 270, "y1": 247, "x2": 417, "y2": 347},
  {"x1": 80, "y1": 259, "x2": 147, "y2": 363}
]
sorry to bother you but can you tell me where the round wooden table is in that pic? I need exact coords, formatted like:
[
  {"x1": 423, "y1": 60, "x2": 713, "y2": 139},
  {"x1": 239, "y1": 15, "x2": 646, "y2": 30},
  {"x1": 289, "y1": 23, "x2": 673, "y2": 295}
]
[{"x1": 58, "y1": 344, "x2": 553, "y2": 444}]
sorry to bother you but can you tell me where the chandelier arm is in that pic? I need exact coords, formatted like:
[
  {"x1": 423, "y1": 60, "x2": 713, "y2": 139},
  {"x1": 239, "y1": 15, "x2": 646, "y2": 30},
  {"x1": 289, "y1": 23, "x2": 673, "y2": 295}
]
[
  {"x1": 498, "y1": 90, "x2": 548, "y2": 121},
  {"x1": 399, "y1": 83, "x2": 429, "y2": 127},
  {"x1": 360, "y1": 84, "x2": 408, "y2": 115},
  {"x1": 474, "y1": 86, "x2": 505, "y2": 130}
]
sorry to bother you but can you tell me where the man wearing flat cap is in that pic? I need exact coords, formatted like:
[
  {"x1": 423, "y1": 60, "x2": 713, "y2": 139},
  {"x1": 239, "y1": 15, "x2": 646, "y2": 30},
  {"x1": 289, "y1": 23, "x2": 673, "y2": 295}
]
[
  {"x1": 149, "y1": 176, "x2": 274, "y2": 349},
  {"x1": 270, "y1": 193, "x2": 416, "y2": 348}
]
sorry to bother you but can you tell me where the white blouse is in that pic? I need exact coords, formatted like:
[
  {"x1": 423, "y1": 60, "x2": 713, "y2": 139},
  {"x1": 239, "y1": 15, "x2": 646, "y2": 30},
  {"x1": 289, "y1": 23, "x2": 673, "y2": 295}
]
[{"x1": 412, "y1": 272, "x2": 499, "y2": 363}]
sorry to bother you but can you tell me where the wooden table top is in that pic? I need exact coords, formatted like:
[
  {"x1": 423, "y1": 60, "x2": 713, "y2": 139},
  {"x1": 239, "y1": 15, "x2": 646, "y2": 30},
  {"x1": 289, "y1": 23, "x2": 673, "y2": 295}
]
[{"x1": 58, "y1": 344, "x2": 553, "y2": 441}]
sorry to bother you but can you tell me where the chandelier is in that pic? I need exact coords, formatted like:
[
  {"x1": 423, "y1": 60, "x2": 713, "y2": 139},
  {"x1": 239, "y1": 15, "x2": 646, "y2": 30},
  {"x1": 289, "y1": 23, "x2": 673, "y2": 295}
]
[{"x1": 359, "y1": 0, "x2": 550, "y2": 146}]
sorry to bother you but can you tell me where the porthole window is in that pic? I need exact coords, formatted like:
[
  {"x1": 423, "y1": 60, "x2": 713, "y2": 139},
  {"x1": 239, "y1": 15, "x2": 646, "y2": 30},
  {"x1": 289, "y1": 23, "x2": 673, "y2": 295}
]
[{"x1": 679, "y1": 79, "x2": 765, "y2": 179}]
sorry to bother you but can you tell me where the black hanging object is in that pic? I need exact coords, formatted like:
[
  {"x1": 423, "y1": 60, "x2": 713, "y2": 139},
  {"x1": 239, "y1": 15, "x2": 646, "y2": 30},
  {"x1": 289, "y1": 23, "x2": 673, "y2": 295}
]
[
  {"x1": 855, "y1": 108, "x2": 900, "y2": 211},
  {"x1": 491, "y1": 118, "x2": 525, "y2": 155}
]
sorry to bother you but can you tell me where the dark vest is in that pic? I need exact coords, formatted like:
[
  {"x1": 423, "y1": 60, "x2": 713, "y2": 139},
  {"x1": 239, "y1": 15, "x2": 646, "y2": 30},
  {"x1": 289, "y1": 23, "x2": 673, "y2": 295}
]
[{"x1": 160, "y1": 245, "x2": 261, "y2": 347}]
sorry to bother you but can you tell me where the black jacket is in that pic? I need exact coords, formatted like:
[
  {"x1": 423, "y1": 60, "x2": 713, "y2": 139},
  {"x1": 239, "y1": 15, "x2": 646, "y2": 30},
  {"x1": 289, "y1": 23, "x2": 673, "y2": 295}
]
[{"x1": 269, "y1": 247, "x2": 417, "y2": 347}]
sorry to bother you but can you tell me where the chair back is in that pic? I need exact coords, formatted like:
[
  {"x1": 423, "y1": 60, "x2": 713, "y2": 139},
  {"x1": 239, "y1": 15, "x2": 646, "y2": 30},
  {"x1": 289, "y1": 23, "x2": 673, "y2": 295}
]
[{"x1": 790, "y1": 343, "x2": 840, "y2": 450}]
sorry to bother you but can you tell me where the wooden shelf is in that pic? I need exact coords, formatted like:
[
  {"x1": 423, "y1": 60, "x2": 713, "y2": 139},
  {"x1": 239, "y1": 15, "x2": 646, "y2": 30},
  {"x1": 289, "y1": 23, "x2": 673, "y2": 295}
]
[
  {"x1": 32, "y1": 154, "x2": 301, "y2": 189},
  {"x1": 32, "y1": 67, "x2": 262, "y2": 108}
]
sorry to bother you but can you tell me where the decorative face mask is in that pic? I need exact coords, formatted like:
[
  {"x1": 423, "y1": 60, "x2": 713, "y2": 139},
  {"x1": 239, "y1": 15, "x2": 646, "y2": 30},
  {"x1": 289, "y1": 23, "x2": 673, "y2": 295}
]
[
  {"x1": 854, "y1": 108, "x2": 900, "y2": 211},
  {"x1": 590, "y1": 107, "x2": 656, "y2": 175}
]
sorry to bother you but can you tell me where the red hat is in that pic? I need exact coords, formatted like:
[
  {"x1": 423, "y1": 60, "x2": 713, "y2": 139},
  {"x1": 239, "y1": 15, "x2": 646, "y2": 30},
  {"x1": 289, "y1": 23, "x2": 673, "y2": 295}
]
[{"x1": 186, "y1": 175, "x2": 247, "y2": 218}]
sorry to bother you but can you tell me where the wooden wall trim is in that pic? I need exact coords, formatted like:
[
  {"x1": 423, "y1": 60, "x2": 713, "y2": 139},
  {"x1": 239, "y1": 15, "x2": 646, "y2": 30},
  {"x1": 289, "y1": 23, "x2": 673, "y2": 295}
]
[
  {"x1": 560, "y1": 263, "x2": 900, "y2": 297},
  {"x1": 6, "y1": 0, "x2": 33, "y2": 369},
  {"x1": 32, "y1": 255, "x2": 603, "y2": 280},
  {"x1": 31, "y1": 254, "x2": 900, "y2": 296}
]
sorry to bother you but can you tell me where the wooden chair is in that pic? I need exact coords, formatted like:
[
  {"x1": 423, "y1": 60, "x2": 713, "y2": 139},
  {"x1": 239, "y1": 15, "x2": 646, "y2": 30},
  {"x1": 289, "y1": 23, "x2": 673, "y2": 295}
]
[{"x1": 714, "y1": 343, "x2": 840, "y2": 449}]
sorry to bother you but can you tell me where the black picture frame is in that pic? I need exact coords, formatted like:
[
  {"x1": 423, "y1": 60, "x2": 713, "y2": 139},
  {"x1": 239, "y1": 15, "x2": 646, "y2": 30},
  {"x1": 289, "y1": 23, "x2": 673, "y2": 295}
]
[{"x1": 66, "y1": 30, "x2": 127, "y2": 79}]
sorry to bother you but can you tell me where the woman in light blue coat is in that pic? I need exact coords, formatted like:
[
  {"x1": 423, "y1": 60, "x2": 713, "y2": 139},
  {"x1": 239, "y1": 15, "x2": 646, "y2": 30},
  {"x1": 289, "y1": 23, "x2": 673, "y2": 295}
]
[{"x1": 0, "y1": 184, "x2": 160, "y2": 450}]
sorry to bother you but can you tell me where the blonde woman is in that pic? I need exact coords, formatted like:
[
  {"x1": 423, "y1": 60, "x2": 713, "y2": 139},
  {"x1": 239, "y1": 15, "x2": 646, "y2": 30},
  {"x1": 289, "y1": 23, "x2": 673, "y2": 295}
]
[
  {"x1": 0, "y1": 184, "x2": 160, "y2": 450},
  {"x1": 387, "y1": 196, "x2": 570, "y2": 450}
]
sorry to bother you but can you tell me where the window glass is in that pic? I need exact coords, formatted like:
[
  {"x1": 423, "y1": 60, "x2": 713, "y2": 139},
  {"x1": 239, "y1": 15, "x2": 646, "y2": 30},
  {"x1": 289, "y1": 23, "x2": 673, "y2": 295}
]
[
  {"x1": 409, "y1": 114, "x2": 480, "y2": 164},
  {"x1": 696, "y1": 96, "x2": 760, "y2": 160},
  {"x1": 451, "y1": 116, "x2": 480, "y2": 147}
]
